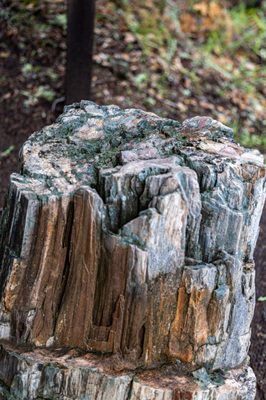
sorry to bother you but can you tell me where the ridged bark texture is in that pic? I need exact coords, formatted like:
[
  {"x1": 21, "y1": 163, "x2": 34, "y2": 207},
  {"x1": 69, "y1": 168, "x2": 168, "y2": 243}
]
[{"x1": 0, "y1": 101, "x2": 264, "y2": 399}]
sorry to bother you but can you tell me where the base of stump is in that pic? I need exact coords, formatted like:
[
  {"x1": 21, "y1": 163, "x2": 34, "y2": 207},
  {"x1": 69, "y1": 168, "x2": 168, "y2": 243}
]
[{"x1": 0, "y1": 342, "x2": 256, "y2": 400}]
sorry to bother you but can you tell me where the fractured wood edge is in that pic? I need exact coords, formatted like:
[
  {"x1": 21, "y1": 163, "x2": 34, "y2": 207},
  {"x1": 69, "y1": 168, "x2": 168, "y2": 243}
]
[
  {"x1": 0, "y1": 102, "x2": 264, "y2": 399},
  {"x1": 0, "y1": 343, "x2": 256, "y2": 400}
]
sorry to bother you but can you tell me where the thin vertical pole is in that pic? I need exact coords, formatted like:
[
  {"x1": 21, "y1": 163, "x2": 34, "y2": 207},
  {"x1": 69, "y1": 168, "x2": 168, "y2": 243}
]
[{"x1": 66, "y1": 0, "x2": 96, "y2": 104}]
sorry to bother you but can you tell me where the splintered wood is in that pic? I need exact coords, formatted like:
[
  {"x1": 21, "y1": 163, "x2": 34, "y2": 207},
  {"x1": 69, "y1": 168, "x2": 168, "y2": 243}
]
[{"x1": 0, "y1": 102, "x2": 264, "y2": 399}]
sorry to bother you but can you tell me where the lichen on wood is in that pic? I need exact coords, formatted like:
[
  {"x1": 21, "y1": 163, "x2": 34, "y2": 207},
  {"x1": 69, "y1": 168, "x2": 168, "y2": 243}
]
[{"x1": 0, "y1": 101, "x2": 264, "y2": 399}]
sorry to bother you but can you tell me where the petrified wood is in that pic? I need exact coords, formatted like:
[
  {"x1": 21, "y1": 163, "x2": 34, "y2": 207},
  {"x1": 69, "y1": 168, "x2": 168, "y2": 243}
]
[{"x1": 0, "y1": 101, "x2": 264, "y2": 399}]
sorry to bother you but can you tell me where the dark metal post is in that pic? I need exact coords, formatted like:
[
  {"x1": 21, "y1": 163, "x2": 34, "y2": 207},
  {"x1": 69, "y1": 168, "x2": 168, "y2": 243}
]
[{"x1": 66, "y1": 0, "x2": 96, "y2": 104}]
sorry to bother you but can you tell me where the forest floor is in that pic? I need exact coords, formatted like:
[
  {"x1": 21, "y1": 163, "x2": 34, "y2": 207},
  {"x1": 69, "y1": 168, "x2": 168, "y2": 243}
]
[{"x1": 0, "y1": 0, "x2": 266, "y2": 397}]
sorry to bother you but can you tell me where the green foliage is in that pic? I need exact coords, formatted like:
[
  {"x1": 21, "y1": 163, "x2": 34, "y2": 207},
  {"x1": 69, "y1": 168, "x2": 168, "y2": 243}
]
[
  {"x1": 120, "y1": 0, "x2": 179, "y2": 61},
  {"x1": 0, "y1": 146, "x2": 14, "y2": 159},
  {"x1": 21, "y1": 63, "x2": 34, "y2": 76},
  {"x1": 3, "y1": 0, "x2": 265, "y2": 155},
  {"x1": 133, "y1": 72, "x2": 149, "y2": 87},
  {"x1": 239, "y1": 131, "x2": 266, "y2": 149},
  {"x1": 22, "y1": 85, "x2": 56, "y2": 107},
  {"x1": 52, "y1": 13, "x2": 67, "y2": 30},
  {"x1": 203, "y1": 4, "x2": 266, "y2": 59},
  {"x1": 35, "y1": 86, "x2": 56, "y2": 102},
  {"x1": 126, "y1": 13, "x2": 170, "y2": 55},
  {"x1": 230, "y1": 5, "x2": 266, "y2": 59}
]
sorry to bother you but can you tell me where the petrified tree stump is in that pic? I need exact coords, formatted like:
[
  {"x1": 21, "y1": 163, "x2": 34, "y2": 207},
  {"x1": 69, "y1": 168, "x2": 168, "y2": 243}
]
[{"x1": 0, "y1": 101, "x2": 265, "y2": 399}]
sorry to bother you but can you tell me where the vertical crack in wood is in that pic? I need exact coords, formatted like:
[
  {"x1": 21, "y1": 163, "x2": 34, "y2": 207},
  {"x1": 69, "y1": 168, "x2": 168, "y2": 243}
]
[{"x1": 0, "y1": 102, "x2": 264, "y2": 398}]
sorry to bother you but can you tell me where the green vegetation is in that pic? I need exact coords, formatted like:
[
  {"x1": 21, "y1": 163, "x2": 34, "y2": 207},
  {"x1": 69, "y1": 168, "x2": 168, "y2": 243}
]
[
  {"x1": 21, "y1": 86, "x2": 56, "y2": 106},
  {"x1": 108, "y1": 0, "x2": 266, "y2": 152},
  {"x1": 2, "y1": 0, "x2": 265, "y2": 153},
  {"x1": 0, "y1": 146, "x2": 14, "y2": 159}
]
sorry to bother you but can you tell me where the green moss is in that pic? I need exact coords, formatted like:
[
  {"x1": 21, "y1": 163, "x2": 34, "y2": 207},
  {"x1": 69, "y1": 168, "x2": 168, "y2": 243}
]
[
  {"x1": 192, "y1": 367, "x2": 225, "y2": 389},
  {"x1": 95, "y1": 148, "x2": 120, "y2": 168}
]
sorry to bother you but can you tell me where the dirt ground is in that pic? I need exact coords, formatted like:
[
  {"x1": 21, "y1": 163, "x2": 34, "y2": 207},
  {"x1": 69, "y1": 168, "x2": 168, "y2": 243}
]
[
  {"x1": 251, "y1": 207, "x2": 266, "y2": 398},
  {"x1": 0, "y1": 0, "x2": 265, "y2": 397}
]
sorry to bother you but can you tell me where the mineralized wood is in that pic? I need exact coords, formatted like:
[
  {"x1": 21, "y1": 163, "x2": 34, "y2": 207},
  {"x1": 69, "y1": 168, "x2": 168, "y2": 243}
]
[
  {"x1": 0, "y1": 344, "x2": 257, "y2": 400},
  {"x1": 0, "y1": 101, "x2": 265, "y2": 399}
]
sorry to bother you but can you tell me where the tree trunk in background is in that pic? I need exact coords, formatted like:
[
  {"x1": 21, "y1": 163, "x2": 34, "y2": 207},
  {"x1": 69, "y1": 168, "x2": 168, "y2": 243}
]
[
  {"x1": 0, "y1": 102, "x2": 264, "y2": 399},
  {"x1": 66, "y1": 0, "x2": 95, "y2": 104}
]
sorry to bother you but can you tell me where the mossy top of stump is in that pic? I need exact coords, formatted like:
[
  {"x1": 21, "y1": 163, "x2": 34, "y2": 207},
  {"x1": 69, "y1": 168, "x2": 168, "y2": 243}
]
[{"x1": 21, "y1": 100, "x2": 263, "y2": 196}]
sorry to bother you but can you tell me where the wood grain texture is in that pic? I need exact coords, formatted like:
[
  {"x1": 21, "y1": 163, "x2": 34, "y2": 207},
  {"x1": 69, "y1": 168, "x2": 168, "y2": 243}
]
[{"x1": 0, "y1": 102, "x2": 264, "y2": 398}]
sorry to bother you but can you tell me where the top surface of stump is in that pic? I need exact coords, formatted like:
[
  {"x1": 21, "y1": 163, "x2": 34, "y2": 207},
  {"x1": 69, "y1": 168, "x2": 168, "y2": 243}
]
[{"x1": 20, "y1": 101, "x2": 264, "y2": 196}]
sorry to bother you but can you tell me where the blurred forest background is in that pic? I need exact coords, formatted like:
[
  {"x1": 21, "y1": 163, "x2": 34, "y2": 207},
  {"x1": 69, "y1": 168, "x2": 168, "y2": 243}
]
[{"x1": 0, "y1": 0, "x2": 266, "y2": 397}]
